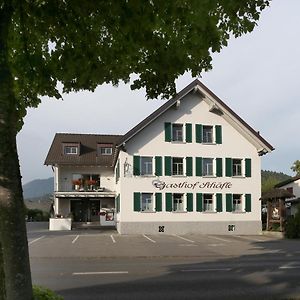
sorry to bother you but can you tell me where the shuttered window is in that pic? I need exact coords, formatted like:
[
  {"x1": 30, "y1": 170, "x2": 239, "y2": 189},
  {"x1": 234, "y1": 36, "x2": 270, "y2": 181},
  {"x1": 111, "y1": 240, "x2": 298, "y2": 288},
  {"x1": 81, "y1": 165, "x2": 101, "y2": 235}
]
[
  {"x1": 216, "y1": 193, "x2": 222, "y2": 212},
  {"x1": 195, "y1": 157, "x2": 203, "y2": 176},
  {"x1": 186, "y1": 157, "x2": 193, "y2": 176},
  {"x1": 165, "y1": 122, "x2": 172, "y2": 142},
  {"x1": 185, "y1": 123, "x2": 192, "y2": 143},
  {"x1": 245, "y1": 194, "x2": 251, "y2": 212},
  {"x1": 196, "y1": 193, "x2": 203, "y2": 212},
  {"x1": 155, "y1": 193, "x2": 162, "y2": 212},
  {"x1": 187, "y1": 193, "x2": 193, "y2": 212},
  {"x1": 155, "y1": 156, "x2": 162, "y2": 176},
  {"x1": 226, "y1": 194, "x2": 233, "y2": 212},
  {"x1": 134, "y1": 192, "x2": 141, "y2": 211}
]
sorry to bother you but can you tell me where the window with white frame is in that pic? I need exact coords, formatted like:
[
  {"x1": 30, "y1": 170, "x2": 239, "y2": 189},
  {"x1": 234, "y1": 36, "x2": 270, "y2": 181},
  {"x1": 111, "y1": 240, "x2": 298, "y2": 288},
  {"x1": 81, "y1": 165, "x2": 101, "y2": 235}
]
[
  {"x1": 203, "y1": 194, "x2": 213, "y2": 212},
  {"x1": 172, "y1": 157, "x2": 184, "y2": 176},
  {"x1": 140, "y1": 157, "x2": 153, "y2": 175},
  {"x1": 232, "y1": 159, "x2": 242, "y2": 176},
  {"x1": 173, "y1": 193, "x2": 184, "y2": 212},
  {"x1": 141, "y1": 193, "x2": 153, "y2": 212},
  {"x1": 233, "y1": 194, "x2": 243, "y2": 212},
  {"x1": 202, "y1": 158, "x2": 214, "y2": 176},
  {"x1": 64, "y1": 145, "x2": 78, "y2": 155},
  {"x1": 203, "y1": 125, "x2": 213, "y2": 143},
  {"x1": 172, "y1": 124, "x2": 183, "y2": 142}
]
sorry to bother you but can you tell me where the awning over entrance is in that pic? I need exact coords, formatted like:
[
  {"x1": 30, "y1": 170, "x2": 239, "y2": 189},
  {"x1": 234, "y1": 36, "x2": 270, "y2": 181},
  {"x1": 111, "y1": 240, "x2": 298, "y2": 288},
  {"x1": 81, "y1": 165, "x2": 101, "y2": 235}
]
[{"x1": 54, "y1": 191, "x2": 116, "y2": 198}]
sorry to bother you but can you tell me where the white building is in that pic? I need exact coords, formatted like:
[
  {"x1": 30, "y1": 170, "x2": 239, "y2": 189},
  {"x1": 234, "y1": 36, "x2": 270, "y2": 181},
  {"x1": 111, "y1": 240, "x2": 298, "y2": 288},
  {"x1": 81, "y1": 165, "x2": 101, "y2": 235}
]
[{"x1": 45, "y1": 79, "x2": 274, "y2": 234}]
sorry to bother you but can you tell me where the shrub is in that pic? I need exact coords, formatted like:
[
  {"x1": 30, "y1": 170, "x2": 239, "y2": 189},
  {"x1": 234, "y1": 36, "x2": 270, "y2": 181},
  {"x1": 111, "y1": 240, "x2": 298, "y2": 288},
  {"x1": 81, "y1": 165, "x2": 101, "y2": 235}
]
[
  {"x1": 33, "y1": 285, "x2": 63, "y2": 300},
  {"x1": 26, "y1": 208, "x2": 50, "y2": 222},
  {"x1": 285, "y1": 204, "x2": 300, "y2": 239}
]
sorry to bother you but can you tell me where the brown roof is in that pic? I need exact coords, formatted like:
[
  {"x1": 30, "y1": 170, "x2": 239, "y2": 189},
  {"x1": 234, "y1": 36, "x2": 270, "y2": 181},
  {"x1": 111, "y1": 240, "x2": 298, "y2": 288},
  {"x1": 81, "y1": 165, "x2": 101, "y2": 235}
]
[
  {"x1": 261, "y1": 188, "x2": 295, "y2": 200},
  {"x1": 44, "y1": 133, "x2": 122, "y2": 167},
  {"x1": 117, "y1": 79, "x2": 274, "y2": 153}
]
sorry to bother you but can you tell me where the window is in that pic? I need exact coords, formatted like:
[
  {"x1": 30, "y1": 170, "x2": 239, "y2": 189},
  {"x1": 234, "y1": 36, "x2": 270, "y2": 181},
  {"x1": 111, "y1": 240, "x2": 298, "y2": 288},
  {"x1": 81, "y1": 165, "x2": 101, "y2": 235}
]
[
  {"x1": 172, "y1": 157, "x2": 184, "y2": 175},
  {"x1": 98, "y1": 144, "x2": 113, "y2": 155},
  {"x1": 64, "y1": 145, "x2": 78, "y2": 155},
  {"x1": 202, "y1": 158, "x2": 214, "y2": 176},
  {"x1": 172, "y1": 124, "x2": 183, "y2": 142},
  {"x1": 232, "y1": 159, "x2": 242, "y2": 176},
  {"x1": 203, "y1": 194, "x2": 213, "y2": 212},
  {"x1": 141, "y1": 193, "x2": 153, "y2": 211},
  {"x1": 141, "y1": 157, "x2": 153, "y2": 175},
  {"x1": 173, "y1": 193, "x2": 184, "y2": 212},
  {"x1": 203, "y1": 125, "x2": 213, "y2": 143},
  {"x1": 233, "y1": 194, "x2": 242, "y2": 212},
  {"x1": 72, "y1": 174, "x2": 100, "y2": 191}
]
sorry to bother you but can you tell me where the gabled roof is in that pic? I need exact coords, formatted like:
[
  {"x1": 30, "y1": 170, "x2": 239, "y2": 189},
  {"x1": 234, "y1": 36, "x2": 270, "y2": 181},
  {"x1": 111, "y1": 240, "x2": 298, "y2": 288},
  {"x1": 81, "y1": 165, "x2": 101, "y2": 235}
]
[
  {"x1": 44, "y1": 133, "x2": 122, "y2": 167},
  {"x1": 275, "y1": 175, "x2": 300, "y2": 188},
  {"x1": 117, "y1": 79, "x2": 274, "y2": 154}
]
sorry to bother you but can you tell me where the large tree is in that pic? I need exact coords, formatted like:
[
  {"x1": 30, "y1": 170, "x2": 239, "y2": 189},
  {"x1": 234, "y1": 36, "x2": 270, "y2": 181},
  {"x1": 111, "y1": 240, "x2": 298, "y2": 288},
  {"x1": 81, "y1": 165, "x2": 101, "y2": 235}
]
[{"x1": 0, "y1": 0, "x2": 270, "y2": 299}]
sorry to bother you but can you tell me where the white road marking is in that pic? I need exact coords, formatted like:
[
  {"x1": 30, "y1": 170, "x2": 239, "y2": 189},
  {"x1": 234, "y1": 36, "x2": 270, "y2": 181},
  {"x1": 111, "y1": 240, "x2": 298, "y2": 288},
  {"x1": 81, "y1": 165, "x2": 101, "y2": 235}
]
[
  {"x1": 279, "y1": 262, "x2": 300, "y2": 270},
  {"x1": 72, "y1": 235, "x2": 80, "y2": 244},
  {"x1": 28, "y1": 236, "x2": 45, "y2": 245},
  {"x1": 173, "y1": 234, "x2": 195, "y2": 243},
  {"x1": 208, "y1": 236, "x2": 230, "y2": 243},
  {"x1": 178, "y1": 244, "x2": 197, "y2": 247},
  {"x1": 236, "y1": 235, "x2": 264, "y2": 242},
  {"x1": 181, "y1": 268, "x2": 232, "y2": 272},
  {"x1": 207, "y1": 243, "x2": 225, "y2": 247},
  {"x1": 72, "y1": 271, "x2": 129, "y2": 275},
  {"x1": 143, "y1": 234, "x2": 156, "y2": 243},
  {"x1": 110, "y1": 234, "x2": 116, "y2": 243}
]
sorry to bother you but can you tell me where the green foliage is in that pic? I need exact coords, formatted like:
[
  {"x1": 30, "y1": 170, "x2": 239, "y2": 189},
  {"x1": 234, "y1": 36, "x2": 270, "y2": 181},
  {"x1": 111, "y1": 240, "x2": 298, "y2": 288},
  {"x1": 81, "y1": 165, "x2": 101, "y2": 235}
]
[
  {"x1": 25, "y1": 208, "x2": 50, "y2": 222},
  {"x1": 285, "y1": 204, "x2": 300, "y2": 239},
  {"x1": 291, "y1": 160, "x2": 300, "y2": 176},
  {"x1": 5, "y1": 0, "x2": 270, "y2": 128},
  {"x1": 261, "y1": 170, "x2": 291, "y2": 193},
  {"x1": 33, "y1": 286, "x2": 63, "y2": 300}
]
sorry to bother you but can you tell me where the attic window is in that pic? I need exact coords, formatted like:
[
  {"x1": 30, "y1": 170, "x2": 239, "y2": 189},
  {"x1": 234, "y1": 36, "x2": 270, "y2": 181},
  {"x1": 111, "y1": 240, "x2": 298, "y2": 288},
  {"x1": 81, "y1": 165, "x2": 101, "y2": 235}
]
[
  {"x1": 98, "y1": 144, "x2": 113, "y2": 155},
  {"x1": 63, "y1": 143, "x2": 79, "y2": 155}
]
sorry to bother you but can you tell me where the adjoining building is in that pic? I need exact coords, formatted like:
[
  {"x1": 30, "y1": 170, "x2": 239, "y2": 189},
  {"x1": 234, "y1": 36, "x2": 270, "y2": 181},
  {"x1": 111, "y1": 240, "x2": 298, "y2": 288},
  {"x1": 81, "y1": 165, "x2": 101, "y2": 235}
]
[{"x1": 45, "y1": 79, "x2": 274, "y2": 234}]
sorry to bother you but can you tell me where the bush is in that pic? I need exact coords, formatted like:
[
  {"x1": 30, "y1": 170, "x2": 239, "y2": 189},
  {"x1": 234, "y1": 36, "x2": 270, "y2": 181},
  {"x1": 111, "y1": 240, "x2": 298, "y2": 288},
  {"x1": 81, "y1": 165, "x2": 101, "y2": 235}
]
[
  {"x1": 285, "y1": 204, "x2": 300, "y2": 239},
  {"x1": 26, "y1": 209, "x2": 50, "y2": 222},
  {"x1": 33, "y1": 285, "x2": 63, "y2": 300}
]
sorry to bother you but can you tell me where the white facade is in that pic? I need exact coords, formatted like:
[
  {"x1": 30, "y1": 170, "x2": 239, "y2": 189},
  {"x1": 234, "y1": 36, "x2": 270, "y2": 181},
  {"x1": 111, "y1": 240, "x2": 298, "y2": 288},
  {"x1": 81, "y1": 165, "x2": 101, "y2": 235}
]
[{"x1": 47, "y1": 80, "x2": 273, "y2": 234}]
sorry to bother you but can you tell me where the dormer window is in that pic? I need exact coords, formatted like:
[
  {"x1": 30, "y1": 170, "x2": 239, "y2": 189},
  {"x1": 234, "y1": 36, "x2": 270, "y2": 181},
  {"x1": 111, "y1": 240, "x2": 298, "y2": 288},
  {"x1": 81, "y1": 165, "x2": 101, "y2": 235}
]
[
  {"x1": 63, "y1": 143, "x2": 79, "y2": 155},
  {"x1": 98, "y1": 144, "x2": 113, "y2": 155}
]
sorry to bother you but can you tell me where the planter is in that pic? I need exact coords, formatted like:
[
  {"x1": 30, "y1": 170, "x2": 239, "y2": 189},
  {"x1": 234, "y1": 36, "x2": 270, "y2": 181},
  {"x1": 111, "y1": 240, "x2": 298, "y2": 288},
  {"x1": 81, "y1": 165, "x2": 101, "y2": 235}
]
[{"x1": 49, "y1": 218, "x2": 72, "y2": 231}]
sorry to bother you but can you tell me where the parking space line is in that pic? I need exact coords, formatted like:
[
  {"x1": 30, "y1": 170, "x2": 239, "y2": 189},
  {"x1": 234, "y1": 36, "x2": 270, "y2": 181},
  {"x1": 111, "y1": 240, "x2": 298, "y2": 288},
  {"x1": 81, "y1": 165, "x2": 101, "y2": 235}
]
[
  {"x1": 173, "y1": 234, "x2": 195, "y2": 243},
  {"x1": 72, "y1": 271, "x2": 128, "y2": 275},
  {"x1": 236, "y1": 235, "x2": 264, "y2": 242},
  {"x1": 143, "y1": 234, "x2": 156, "y2": 243},
  {"x1": 208, "y1": 236, "x2": 230, "y2": 243},
  {"x1": 72, "y1": 235, "x2": 80, "y2": 244},
  {"x1": 28, "y1": 236, "x2": 45, "y2": 245},
  {"x1": 110, "y1": 235, "x2": 116, "y2": 243},
  {"x1": 181, "y1": 268, "x2": 231, "y2": 272}
]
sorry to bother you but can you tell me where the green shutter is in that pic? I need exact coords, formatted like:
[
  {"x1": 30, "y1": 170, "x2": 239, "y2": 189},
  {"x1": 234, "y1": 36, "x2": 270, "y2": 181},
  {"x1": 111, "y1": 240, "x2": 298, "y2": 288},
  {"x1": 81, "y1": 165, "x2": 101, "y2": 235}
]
[
  {"x1": 245, "y1": 158, "x2": 251, "y2": 177},
  {"x1": 186, "y1": 157, "x2": 193, "y2": 176},
  {"x1": 196, "y1": 157, "x2": 203, "y2": 176},
  {"x1": 164, "y1": 156, "x2": 172, "y2": 176},
  {"x1": 226, "y1": 194, "x2": 233, "y2": 212},
  {"x1": 155, "y1": 193, "x2": 162, "y2": 212},
  {"x1": 225, "y1": 158, "x2": 232, "y2": 177},
  {"x1": 195, "y1": 124, "x2": 203, "y2": 143},
  {"x1": 215, "y1": 125, "x2": 222, "y2": 144},
  {"x1": 216, "y1": 193, "x2": 222, "y2": 212},
  {"x1": 133, "y1": 156, "x2": 140, "y2": 176},
  {"x1": 165, "y1": 122, "x2": 172, "y2": 142},
  {"x1": 187, "y1": 193, "x2": 193, "y2": 212},
  {"x1": 115, "y1": 194, "x2": 120, "y2": 213},
  {"x1": 196, "y1": 193, "x2": 203, "y2": 212},
  {"x1": 134, "y1": 192, "x2": 141, "y2": 211},
  {"x1": 245, "y1": 194, "x2": 251, "y2": 212},
  {"x1": 155, "y1": 156, "x2": 162, "y2": 176},
  {"x1": 185, "y1": 123, "x2": 192, "y2": 143},
  {"x1": 216, "y1": 158, "x2": 223, "y2": 177},
  {"x1": 166, "y1": 193, "x2": 172, "y2": 211}
]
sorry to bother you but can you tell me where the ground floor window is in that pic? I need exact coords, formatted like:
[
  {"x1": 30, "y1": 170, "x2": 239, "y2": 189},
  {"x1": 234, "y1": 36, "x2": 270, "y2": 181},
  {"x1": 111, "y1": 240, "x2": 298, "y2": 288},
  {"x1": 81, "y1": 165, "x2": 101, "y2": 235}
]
[
  {"x1": 173, "y1": 193, "x2": 184, "y2": 212},
  {"x1": 141, "y1": 193, "x2": 154, "y2": 212},
  {"x1": 232, "y1": 194, "x2": 243, "y2": 212},
  {"x1": 203, "y1": 194, "x2": 213, "y2": 212}
]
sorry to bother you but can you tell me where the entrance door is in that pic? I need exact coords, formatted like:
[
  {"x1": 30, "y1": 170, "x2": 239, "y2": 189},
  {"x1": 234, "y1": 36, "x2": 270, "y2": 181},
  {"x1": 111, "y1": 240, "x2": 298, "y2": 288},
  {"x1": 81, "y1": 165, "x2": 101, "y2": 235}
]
[{"x1": 71, "y1": 199, "x2": 100, "y2": 223}]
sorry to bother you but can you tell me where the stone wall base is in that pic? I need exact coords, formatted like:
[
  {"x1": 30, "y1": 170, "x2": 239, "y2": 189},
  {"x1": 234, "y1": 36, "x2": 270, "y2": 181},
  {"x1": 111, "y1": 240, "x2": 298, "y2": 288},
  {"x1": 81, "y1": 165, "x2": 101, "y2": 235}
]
[{"x1": 117, "y1": 221, "x2": 261, "y2": 235}]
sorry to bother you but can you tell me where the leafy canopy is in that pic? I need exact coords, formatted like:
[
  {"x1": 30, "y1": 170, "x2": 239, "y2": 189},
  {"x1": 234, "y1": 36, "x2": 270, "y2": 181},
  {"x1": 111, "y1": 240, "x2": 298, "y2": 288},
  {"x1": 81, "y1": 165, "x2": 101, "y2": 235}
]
[
  {"x1": 7, "y1": 0, "x2": 270, "y2": 125},
  {"x1": 291, "y1": 160, "x2": 300, "y2": 176}
]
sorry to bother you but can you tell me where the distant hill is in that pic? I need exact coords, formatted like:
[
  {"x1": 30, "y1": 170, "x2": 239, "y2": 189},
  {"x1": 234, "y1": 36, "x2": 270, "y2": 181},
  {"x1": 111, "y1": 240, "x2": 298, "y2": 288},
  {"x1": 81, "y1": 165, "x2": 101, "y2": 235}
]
[
  {"x1": 25, "y1": 194, "x2": 53, "y2": 212},
  {"x1": 261, "y1": 170, "x2": 291, "y2": 193},
  {"x1": 23, "y1": 177, "x2": 53, "y2": 199}
]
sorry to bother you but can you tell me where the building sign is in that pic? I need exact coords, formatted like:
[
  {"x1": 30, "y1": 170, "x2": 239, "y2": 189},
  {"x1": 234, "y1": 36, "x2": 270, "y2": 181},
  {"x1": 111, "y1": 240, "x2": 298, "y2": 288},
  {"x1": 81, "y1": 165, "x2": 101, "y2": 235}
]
[{"x1": 152, "y1": 180, "x2": 232, "y2": 191}]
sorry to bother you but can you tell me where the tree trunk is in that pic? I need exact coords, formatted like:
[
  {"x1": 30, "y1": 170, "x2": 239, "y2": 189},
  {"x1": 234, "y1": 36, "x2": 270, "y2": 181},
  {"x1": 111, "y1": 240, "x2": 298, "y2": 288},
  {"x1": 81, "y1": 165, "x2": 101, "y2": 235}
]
[{"x1": 0, "y1": 2, "x2": 33, "y2": 300}]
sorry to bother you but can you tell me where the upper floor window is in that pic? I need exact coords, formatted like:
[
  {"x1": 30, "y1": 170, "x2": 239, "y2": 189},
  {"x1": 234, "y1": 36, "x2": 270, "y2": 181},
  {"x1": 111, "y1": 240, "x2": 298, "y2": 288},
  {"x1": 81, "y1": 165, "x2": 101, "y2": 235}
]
[
  {"x1": 232, "y1": 159, "x2": 242, "y2": 176},
  {"x1": 63, "y1": 144, "x2": 79, "y2": 155},
  {"x1": 141, "y1": 157, "x2": 153, "y2": 176},
  {"x1": 98, "y1": 144, "x2": 113, "y2": 155},
  {"x1": 172, "y1": 157, "x2": 184, "y2": 176},
  {"x1": 202, "y1": 158, "x2": 214, "y2": 176},
  {"x1": 203, "y1": 125, "x2": 213, "y2": 143},
  {"x1": 141, "y1": 193, "x2": 154, "y2": 212},
  {"x1": 172, "y1": 124, "x2": 183, "y2": 142}
]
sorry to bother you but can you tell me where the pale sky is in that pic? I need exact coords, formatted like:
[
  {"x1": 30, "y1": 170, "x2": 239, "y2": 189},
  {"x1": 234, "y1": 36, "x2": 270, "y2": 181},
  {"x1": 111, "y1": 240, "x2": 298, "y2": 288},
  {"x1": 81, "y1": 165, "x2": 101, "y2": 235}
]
[{"x1": 17, "y1": 0, "x2": 300, "y2": 184}]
